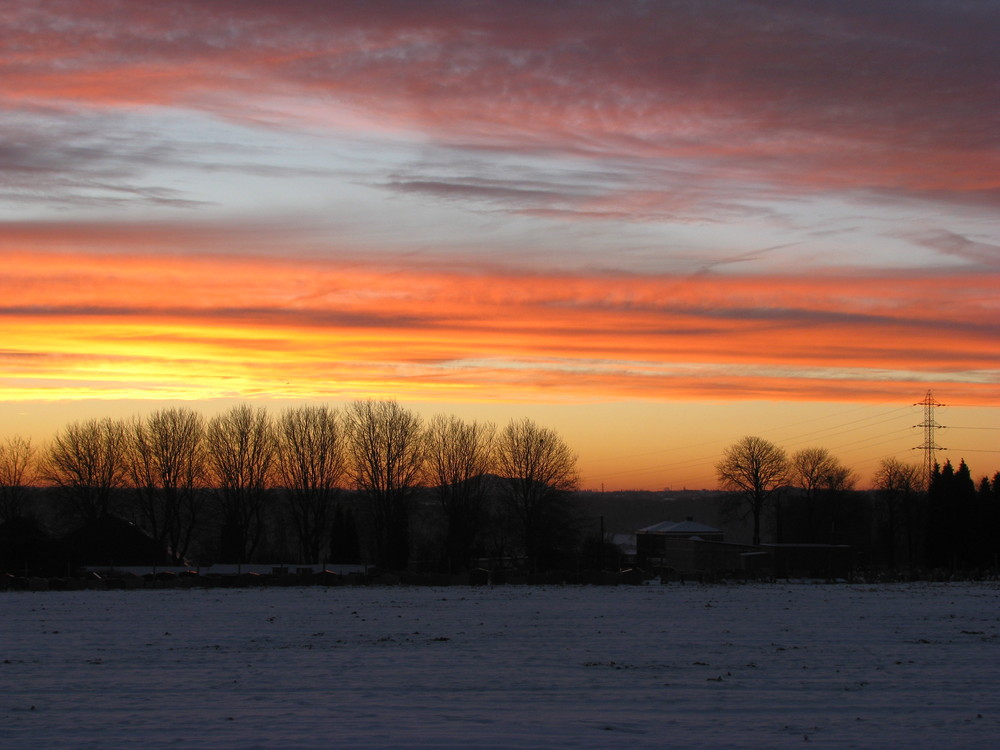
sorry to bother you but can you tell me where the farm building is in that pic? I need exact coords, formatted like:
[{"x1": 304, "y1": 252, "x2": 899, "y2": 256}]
[{"x1": 636, "y1": 519, "x2": 755, "y2": 577}]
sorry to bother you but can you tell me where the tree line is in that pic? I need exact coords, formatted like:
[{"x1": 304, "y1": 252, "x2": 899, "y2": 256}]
[
  {"x1": 716, "y1": 435, "x2": 1000, "y2": 573},
  {"x1": 0, "y1": 402, "x2": 580, "y2": 574},
  {"x1": 4, "y1": 415, "x2": 998, "y2": 579}
]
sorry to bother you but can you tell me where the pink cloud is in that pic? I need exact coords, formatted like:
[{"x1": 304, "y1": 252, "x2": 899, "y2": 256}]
[{"x1": 2, "y1": 1, "x2": 996, "y2": 203}]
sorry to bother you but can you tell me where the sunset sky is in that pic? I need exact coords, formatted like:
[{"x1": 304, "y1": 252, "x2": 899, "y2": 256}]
[{"x1": 1, "y1": 0, "x2": 998, "y2": 490}]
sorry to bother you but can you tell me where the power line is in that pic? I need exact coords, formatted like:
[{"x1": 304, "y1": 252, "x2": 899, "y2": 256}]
[
  {"x1": 780, "y1": 411, "x2": 914, "y2": 450},
  {"x1": 766, "y1": 401, "x2": 906, "y2": 436}
]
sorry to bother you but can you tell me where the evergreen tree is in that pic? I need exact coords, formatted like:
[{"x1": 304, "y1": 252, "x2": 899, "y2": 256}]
[
  {"x1": 988, "y1": 473, "x2": 1000, "y2": 569},
  {"x1": 925, "y1": 459, "x2": 992, "y2": 570},
  {"x1": 975, "y1": 475, "x2": 993, "y2": 569},
  {"x1": 924, "y1": 461, "x2": 952, "y2": 569},
  {"x1": 953, "y1": 460, "x2": 977, "y2": 568}
]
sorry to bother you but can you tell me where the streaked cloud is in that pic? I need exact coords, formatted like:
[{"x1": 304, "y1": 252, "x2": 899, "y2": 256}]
[
  {"x1": 2, "y1": 250, "x2": 996, "y2": 405},
  {"x1": 3, "y1": 2, "x2": 996, "y2": 209}
]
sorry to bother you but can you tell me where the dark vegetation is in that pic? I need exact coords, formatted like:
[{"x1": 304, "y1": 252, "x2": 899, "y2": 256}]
[
  {"x1": 1, "y1": 409, "x2": 998, "y2": 583},
  {"x1": 0, "y1": 403, "x2": 583, "y2": 578}
]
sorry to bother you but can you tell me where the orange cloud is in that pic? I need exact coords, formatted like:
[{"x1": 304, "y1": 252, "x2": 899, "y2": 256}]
[{"x1": 2, "y1": 249, "x2": 997, "y2": 405}]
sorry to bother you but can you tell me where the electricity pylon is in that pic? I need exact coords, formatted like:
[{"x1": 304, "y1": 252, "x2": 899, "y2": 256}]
[{"x1": 914, "y1": 390, "x2": 945, "y2": 489}]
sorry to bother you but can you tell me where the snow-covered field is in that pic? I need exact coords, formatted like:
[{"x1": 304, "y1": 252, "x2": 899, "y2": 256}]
[{"x1": 2, "y1": 583, "x2": 998, "y2": 749}]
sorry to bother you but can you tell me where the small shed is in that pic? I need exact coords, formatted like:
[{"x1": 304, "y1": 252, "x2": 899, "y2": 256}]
[
  {"x1": 636, "y1": 519, "x2": 747, "y2": 575},
  {"x1": 635, "y1": 518, "x2": 724, "y2": 560}
]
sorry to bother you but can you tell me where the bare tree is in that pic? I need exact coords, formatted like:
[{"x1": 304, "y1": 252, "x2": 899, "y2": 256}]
[
  {"x1": 716, "y1": 436, "x2": 789, "y2": 546},
  {"x1": 494, "y1": 418, "x2": 579, "y2": 572},
  {"x1": 0, "y1": 435, "x2": 37, "y2": 522},
  {"x1": 425, "y1": 414, "x2": 496, "y2": 572},
  {"x1": 872, "y1": 457, "x2": 923, "y2": 569},
  {"x1": 790, "y1": 447, "x2": 856, "y2": 542},
  {"x1": 127, "y1": 408, "x2": 207, "y2": 563},
  {"x1": 276, "y1": 405, "x2": 346, "y2": 564},
  {"x1": 45, "y1": 418, "x2": 129, "y2": 521},
  {"x1": 344, "y1": 399, "x2": 424, "y2": 571},
  {"x1": 205, "y1": 405, "x2": 276, "y2": 564}
]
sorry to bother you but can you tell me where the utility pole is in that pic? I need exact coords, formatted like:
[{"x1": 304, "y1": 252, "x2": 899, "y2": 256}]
[{"x1": 914, "y1": 390, "x2": 946, "y2": 489}]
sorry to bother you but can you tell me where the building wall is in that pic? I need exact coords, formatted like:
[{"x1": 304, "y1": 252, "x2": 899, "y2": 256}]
[{"x1": 638, "y1": 536, "x2": 755, "y2": 575}]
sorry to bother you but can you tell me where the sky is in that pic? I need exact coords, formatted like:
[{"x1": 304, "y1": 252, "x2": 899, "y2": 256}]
[{"x1": 1, "y1": 0, "x2": 998, "y2": 490}]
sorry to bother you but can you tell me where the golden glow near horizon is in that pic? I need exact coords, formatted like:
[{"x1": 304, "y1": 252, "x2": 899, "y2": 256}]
[
  {"x1": 1, "y1": 2, "x2": 998, "y2": 490},
  {"x1": 3, "y1": 253, "x2": 997, "y2": 404}
]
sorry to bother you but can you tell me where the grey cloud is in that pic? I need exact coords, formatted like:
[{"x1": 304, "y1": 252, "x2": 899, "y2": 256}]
[
  {"x1": 8, "y1": 2, "x2": 997, "y2": 154},
  {"x1": 908, "y1": 230, "x2": 1000, "y2": 269},
  {"x1": 2, "y1": 1, "x2": 997, "y2": 226},
  {"x1": 0, "y1": 108, "x2": 352, "y2": 211},
  {"x1": 383, "y1": 180, "x2": 572, "y2": 204}
]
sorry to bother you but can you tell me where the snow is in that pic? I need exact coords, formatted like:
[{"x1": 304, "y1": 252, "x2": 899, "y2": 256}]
[{"x1": 2, "y1": 583, "x2": 998, "y2": 749}]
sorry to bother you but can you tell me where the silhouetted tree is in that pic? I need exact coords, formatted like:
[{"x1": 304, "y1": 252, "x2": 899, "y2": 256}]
[
  {"x1": 716, "y1": 436, "x2": 788, "y2": 546},
  {"x1": 820, "y1": 461, "x2": 857, "y2": 543},
  {"x1": 344, "y1": 400, "x2": 424, "y2": 570},
  {"x1": 329, "y1": 504, "x2": 361, "y2": 564},
  {"x1": 0, "y1": 435, "x2": 36, "y2": 522},
  {"x1": 976, "y1": 476, "x2": 991, "y2": 497},
  {"x1": 924, "y1": 458, "x2": 1000, "y2": 570},
  {"x1": 952, "y1": 460, "x2": 978, "y2": 567},
  {"x1": 276, "y1": 405, "x2": 346, "y2": 563},
  {"x1": 790, "y1": 447, "x2": 855, "y2": 542},
  {"x1": 205, "y1": 405, "x2": 276, "y2": 564},
  {"x1": 924, "y1": 461, "x2": 950, "y2": 568},
  {"x1": 425, "y1": 414, "x2": 495, "y2": 572},
  {"x1": 974, "y1": 474, "x2": 994, "y2": 568},
  {"x1": 872, "y1": 457, "x2": 923, "y2": 569},
  {"x1": 494, "y1": 418, "x2": 579, "y2": 572},
  {"x1": 988, "y1": 472, "x2": 1000, "y2": 569},
  {"x1": 45, "y1": 418, "x2": 129, "y2": 522},
  {"x1": 480, "y1": 486, "x2": 518, "y2": 569},
  {"x1": 126, "y1": 408, "x2": 206, "y2": 563}
]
